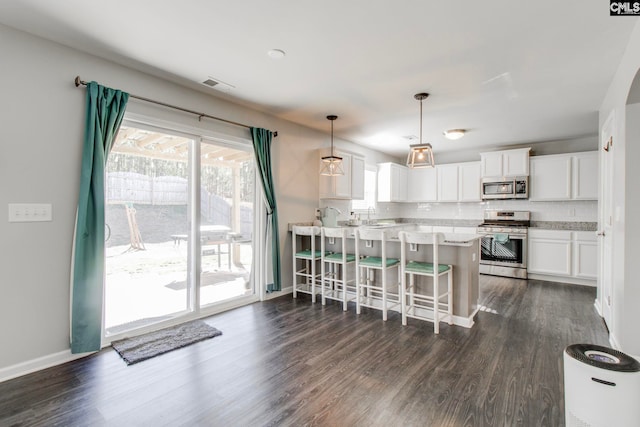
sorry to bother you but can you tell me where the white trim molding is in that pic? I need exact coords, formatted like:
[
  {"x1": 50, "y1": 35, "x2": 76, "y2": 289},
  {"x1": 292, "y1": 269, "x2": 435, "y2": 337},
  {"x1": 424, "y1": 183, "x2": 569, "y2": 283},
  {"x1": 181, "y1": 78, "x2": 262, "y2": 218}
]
[
  {"x1": 264, "y1": 286, "x2": 293, "y2": 300},
  {"x1": 528, "y1": 273, "x2": 596, "y2": 287},
  {"x1": 594, "y1": 298, "x2": 603, "y2": 317},
  {"x1": 0, "y1": 350, "x2": 91, "y2": 384}
]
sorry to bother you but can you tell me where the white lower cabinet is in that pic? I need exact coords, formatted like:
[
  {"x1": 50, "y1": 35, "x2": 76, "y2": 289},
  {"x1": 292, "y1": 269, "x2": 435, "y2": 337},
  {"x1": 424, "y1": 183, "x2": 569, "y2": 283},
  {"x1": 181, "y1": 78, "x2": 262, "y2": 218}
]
[
  {"x1": 528, "y1": 230, "x2": 572, "y2": 276},
  {"x1": 573, "y1": 231, "x2": 598, "y2": 279},
  {"x1": 528, "y1": 229, "x2": 597, "y2": 281}
]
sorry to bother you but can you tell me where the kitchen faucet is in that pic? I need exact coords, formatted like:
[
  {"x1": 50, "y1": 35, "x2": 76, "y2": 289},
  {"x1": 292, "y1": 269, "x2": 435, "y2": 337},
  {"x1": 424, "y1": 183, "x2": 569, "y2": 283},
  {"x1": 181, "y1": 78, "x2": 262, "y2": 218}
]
[{"x1": 367, "y1": 206, "x2": 375, "y2": 224}]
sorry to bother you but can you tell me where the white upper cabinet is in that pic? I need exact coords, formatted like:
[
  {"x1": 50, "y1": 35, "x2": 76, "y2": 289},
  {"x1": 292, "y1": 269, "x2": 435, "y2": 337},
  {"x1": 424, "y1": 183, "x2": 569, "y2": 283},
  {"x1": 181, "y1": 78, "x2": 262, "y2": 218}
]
[
  {"x1": 529, "y1": 151, "x2": 598, "y2": 201},
  {"x1": 350, "y1": 155, "x2": 365, "y2": 200},
  {"x1": 319, "y1": 149, "x2": 364, "y2": 199},
  {"x1": 437, "y1": 164, "x2": 459, "y2": 202},
  {"x1": 405, "y1": 161, "x2": 480, "y2": 203},
  {"x1": 572, "y1": 152, "x2": 598, "y2": 200},
  {"x1": 529, "y1": 155, "x2": 572, "y2": 200},
  {"x1": 407, "y1": 167, "x2": 437, "y2": 202},
  {"x1": 377, "y1": 162, "x2": 408, "y2": 202},
  {"x1": 458, "y1": 162, "x2": 481, "y2": 202},
  {"x1": 480, "y1": 147, "x2": 530, "y2": 177}
]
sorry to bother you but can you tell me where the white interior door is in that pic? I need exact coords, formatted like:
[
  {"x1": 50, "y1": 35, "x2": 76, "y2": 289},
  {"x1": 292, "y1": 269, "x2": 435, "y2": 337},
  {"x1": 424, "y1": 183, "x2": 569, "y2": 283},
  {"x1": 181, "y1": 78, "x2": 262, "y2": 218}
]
[{"x1": 599, "y1": 112, "x2": 614, "y2": 328}]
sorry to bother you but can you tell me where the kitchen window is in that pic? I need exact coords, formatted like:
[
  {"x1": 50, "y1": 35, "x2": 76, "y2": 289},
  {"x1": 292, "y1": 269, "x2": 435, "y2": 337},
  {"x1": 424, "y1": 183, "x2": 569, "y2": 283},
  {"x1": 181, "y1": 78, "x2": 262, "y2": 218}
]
[{"x1": 351, "y1": 165, "x2": 377, "y2": 212}]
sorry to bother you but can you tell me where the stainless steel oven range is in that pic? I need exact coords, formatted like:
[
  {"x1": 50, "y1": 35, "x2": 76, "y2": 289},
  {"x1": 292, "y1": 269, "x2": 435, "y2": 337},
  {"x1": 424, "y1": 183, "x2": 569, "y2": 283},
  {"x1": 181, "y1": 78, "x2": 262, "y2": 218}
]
[{"x1": 476, "y1": 210, "x2": 530, "y2": 279}]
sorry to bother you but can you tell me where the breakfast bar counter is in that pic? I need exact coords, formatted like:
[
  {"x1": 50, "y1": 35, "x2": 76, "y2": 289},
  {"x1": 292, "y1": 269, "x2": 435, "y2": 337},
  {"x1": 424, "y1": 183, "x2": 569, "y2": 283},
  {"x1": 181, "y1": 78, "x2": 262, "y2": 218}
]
[{"x1": 290, "y1": 224, "x2": 481, "y2": 328}]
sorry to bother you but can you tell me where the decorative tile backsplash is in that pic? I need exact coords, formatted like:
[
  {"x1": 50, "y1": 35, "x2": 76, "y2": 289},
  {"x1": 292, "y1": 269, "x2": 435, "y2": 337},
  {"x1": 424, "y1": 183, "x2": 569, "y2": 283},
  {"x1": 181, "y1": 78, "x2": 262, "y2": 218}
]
[
  {"x1": 319, "y1": 199, "x2": 597, "y2": 223},
  {"x1": 403, "y1": 199, "x2": 597, "y2": 222}
]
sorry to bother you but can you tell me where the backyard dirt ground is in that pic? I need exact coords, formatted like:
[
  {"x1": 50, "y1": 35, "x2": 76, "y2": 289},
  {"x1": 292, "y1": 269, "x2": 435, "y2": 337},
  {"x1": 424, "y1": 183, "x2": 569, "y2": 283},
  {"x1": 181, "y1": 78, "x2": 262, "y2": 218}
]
[{"x1": 104, "y1": 205, "x2": 253, "y2": 333}]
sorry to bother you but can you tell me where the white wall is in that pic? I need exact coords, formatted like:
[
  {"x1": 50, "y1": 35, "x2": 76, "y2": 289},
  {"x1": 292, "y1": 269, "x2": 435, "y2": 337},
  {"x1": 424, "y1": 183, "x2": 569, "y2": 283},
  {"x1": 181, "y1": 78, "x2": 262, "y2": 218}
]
[
  {"x1": 429, "y1": 135, "x2": 598, "y2": 165},
  {"x1": 599, "y1": 20, "x2": 640, "y2": 355},
  {"x1": 624, "y1": 102, "x2": 640, "y2": 353},
  {"x1": 0, "y1": 23, "x2": 393, "y2": 373}
]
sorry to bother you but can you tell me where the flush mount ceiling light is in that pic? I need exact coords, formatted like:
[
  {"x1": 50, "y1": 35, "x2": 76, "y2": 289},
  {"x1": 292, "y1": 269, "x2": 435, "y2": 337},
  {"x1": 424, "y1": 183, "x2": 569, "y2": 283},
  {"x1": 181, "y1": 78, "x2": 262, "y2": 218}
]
[
  {"x1": 320, "y1": 115, "x2": 344, "y2": 176},
  {"x1": 406, "y1": 93, "x2": 435, "y2": 169},
  {"x1": 444, "y1": 129, "x2": 466, "y2": 140},
  {"x1": 267, "y1": 49, "x2": 286, "y2": 59}
]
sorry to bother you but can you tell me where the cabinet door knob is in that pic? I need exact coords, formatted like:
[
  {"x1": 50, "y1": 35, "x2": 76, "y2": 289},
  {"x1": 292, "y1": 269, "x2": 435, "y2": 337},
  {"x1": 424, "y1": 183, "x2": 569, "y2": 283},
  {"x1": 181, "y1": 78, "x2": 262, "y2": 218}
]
[{"x1": 597, "y1": 231, "x2": 605, "y2": 236}]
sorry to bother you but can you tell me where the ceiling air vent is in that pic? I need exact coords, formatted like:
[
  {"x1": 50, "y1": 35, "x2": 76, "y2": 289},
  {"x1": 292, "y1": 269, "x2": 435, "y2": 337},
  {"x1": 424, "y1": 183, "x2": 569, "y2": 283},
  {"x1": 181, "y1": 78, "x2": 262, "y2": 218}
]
[{"x1": 201, "y1": 76, "x2": 235, "y2": 92}]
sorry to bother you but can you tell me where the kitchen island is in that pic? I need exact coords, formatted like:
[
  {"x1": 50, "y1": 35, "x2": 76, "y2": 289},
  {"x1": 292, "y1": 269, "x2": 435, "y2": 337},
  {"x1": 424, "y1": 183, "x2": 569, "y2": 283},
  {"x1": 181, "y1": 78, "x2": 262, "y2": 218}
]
[{"x1": 290, "y1": 223, "x2": 481, "y2": 328}]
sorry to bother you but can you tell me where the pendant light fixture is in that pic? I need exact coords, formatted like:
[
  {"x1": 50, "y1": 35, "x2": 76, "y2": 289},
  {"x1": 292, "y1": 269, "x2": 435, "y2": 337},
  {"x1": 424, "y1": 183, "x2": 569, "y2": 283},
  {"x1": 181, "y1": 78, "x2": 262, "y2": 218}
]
[
  {"x1": 320, "y1": 115, "x2": 344, "y2": 176},
  {"x1": 406, "y1": 93, "x2": 435, "y2": 168}
]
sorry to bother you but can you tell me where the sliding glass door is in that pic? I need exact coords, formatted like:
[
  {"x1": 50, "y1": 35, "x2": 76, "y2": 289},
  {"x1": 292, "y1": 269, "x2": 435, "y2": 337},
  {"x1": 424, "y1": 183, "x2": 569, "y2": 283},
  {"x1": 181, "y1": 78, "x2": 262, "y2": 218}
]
[
  {"x1": 199, "y1": 141, "x2": 255, "y2": 306},
  {"x1": 104, "y1": 124, "x2": 255, "y2": 336}
]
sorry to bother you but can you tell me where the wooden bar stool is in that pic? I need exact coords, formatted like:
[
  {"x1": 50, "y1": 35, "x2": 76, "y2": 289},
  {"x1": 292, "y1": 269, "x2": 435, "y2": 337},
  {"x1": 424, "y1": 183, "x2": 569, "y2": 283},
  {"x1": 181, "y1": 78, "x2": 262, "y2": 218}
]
[
  {"x1": 355, "y1": 228, "x2": 401, "y2": 321},
  {"x1": 398, "y1": 231, "x2": 453, "y2": 333},
  {"x1": 320, "y1": 227, "x2": 357, "y2": 311},
  {"x1": 292, "y1": 226, "x2": 324, "y2": 303}
]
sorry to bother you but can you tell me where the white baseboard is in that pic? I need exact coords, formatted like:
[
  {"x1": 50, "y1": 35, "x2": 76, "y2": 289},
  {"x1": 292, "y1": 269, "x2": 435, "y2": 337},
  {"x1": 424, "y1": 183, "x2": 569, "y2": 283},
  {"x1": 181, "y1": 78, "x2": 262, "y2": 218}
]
[
  {"x1": 609, "y1": 332, "x2": 620, "y2": 351},
  {"x1": 263, "y1": 286, "x2": 293, "y2": 300},
  {"x1": 405, "y1": 306, "x2": 477, "y2": 329},
  {"x1": 452, "y1": 312, "x2": 476, "y2": 329},
  {"x1": 0, "y1": 350, "x2": 91, "y2": 384},
  {"x1": 527, "y1": 273, "x2": 596, "y2": 287},
  {"x1": 594, "y1": 298, "x2": 603, "y2": 317},
  {"x1": 606, "y1": 334, "x2": 640, "y2": 362}
]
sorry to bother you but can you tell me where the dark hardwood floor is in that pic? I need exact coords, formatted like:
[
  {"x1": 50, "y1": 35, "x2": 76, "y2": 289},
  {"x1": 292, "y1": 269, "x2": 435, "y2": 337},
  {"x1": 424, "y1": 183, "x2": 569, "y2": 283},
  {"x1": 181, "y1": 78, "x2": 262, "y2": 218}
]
[{"x1": 0, "y1": 276, "x2": 608, "y2": 427}]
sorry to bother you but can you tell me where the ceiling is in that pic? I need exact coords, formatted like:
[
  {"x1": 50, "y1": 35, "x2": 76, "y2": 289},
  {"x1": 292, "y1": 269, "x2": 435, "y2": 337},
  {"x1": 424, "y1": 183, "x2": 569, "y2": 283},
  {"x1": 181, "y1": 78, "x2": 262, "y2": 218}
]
[{"x1": 0, "y1": 1, "x2": 636, "y2": 157}]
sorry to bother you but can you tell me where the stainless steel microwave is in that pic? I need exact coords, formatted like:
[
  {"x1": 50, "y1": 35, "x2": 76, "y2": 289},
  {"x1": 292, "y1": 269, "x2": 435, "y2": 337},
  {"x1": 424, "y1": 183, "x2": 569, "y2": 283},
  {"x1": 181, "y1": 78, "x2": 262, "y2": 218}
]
[{"x1": 481, "y1": 177, "x2": 528, "y2": 200}]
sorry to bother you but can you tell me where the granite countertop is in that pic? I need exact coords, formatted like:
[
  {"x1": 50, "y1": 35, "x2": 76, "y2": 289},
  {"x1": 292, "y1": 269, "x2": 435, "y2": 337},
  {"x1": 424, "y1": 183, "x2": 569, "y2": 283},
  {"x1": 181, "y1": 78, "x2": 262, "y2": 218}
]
[
  {"x1": 289, "y1": 219, "x2": 597, "y2": 232},
  {"x1": 529, "y1": 221, "x2": 597, "y2": 231}
]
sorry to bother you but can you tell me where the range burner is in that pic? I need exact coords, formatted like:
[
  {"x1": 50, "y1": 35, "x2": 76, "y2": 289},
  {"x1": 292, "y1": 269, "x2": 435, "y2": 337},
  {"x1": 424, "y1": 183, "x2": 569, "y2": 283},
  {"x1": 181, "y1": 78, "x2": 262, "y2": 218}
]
[
  {"x1": 478, "y1": 210, "x2": 530, "y2": 229},
  {"x1": 477, "y1": 210, "x2": 530, "y2": 279}
]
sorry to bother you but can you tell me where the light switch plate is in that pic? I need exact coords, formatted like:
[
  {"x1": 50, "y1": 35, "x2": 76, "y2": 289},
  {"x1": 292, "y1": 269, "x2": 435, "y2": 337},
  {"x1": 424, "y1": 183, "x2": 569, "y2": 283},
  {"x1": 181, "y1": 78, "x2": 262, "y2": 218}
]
[{"x1": 8, "y1": 203, "x2": 53, "y2": 222}]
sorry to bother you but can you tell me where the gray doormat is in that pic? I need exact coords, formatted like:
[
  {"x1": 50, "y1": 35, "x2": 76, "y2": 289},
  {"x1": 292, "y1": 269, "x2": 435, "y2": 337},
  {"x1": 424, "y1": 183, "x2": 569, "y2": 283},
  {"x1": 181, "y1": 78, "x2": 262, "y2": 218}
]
[{"x1": 111, "y1": 320, "x2": 222, "y2": 365}]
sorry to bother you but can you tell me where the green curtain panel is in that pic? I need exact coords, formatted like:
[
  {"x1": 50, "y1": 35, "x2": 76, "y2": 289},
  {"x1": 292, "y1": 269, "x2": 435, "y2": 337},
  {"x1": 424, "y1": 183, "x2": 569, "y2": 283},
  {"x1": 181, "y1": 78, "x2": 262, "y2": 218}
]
[
  {"x1": 250, "y1": 128, "x2": 281, "y2": 292},
  {"x1": 71, "y1": 82, "x2": 128, "y2": 353}
]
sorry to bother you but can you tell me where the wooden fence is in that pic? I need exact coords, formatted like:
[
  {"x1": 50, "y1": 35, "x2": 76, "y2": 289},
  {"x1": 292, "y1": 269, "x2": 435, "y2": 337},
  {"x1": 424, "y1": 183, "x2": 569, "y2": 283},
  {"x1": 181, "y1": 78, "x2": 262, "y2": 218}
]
[{"x1": 106, "y1": 172, "x2": 253, "y2": 238}]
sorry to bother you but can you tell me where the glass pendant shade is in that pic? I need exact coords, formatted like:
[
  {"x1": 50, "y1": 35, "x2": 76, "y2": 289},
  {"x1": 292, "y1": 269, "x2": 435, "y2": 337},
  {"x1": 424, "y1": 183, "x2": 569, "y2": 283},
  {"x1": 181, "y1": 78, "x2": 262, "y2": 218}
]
[
  {"x1": 320, "y1": 115, "x2": 344, "y2": 176},
  {"x1": 407, "y1": 143, "x2": 435, "y2": 168},
  {"x1": 407, "y1": 93, "x2": 436, "y2": 169},
  {"x1": 320, "y1": 155, "x2": 344, "y2": 176}
]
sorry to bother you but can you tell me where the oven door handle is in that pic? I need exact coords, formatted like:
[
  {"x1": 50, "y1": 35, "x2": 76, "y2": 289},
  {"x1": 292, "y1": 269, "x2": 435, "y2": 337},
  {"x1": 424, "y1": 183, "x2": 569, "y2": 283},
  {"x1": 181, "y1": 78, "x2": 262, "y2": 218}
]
[{"x1": 479, "y1": 234, "x2": 527, "y2": 239}]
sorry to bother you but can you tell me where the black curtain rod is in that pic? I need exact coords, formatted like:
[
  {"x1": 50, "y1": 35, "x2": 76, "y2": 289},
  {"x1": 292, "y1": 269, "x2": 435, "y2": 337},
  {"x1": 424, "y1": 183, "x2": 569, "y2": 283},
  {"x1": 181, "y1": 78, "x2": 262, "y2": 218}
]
[{"x1": 74, "y1": 76, "x2": 277, "y2": 137}]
